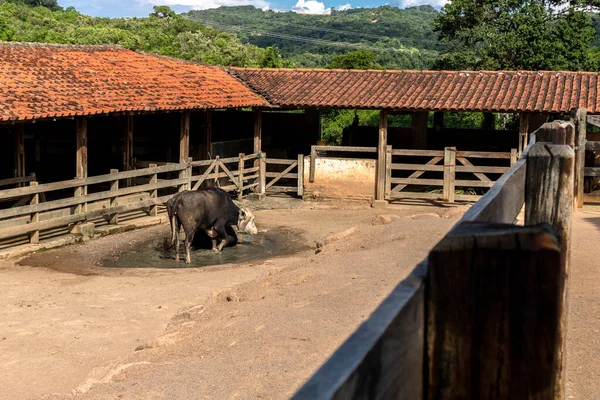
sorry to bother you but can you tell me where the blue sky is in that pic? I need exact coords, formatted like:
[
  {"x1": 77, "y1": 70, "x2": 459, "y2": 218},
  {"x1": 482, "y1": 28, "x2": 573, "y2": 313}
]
[{"x1": 58, "y1": 0, "x2": 446, "y2": 18}]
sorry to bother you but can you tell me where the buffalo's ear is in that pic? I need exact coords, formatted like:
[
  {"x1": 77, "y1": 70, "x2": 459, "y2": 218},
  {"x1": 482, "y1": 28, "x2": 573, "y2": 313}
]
[{"x1": 240, "y1": 209, "x2": 247, "y2": 218}]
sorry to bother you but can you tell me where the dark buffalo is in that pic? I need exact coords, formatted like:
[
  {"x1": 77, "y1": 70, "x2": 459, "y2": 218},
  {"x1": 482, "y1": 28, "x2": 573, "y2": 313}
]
[{"x1": 167, "y1": 188, "x2": 258, "y2": 264}]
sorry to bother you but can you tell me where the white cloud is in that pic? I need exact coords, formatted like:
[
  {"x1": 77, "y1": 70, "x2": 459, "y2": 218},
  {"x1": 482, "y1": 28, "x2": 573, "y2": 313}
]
[
  {"x1": 291, "y1": 0, "x2": 330, "y2": 15},
  {"x1": 142, "y1": 0, "x2": 270, "y2": 11},
  {"x1": 337, "y1": 3, "x2": 351, "y2": 11}
]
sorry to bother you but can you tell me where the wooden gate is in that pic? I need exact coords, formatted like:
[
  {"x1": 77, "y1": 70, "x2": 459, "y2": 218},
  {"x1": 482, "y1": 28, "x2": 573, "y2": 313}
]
[
  {"x1": 386, "y1": 147, "x2": 516, "y2": 202},
  {"x1": 189, "y1": 153, "x2": 260, "y2": 199},
  {"x1": 264, "y1": 154, "x2": 304, "y2": 196}
]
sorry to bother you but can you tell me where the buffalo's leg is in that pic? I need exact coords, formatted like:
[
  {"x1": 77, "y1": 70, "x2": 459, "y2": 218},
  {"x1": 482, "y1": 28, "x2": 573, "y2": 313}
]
[
  {"x1": 215, "y1": 224, "x2": 238, "y2": 252},
  {"x1": 174, "y1": 220, "x2": 181, "y2": 262},
  {"x1": 184, "y1": 226, "x2": 196, "y2": 264}
]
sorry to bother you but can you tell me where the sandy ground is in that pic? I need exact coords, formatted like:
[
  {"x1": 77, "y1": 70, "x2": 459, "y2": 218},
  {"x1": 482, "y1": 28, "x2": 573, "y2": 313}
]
[
  {"x1": 566, "y1": 209, "x2": 600, "y2": 400},
  {"x1": 0, "y1": 197, "x2": 466, "y2": 400}
]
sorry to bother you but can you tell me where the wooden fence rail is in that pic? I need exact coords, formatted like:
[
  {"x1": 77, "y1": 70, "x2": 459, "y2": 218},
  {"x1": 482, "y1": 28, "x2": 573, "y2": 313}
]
[
  {"x1": 293, "y1": 121, "x2": 575, "y2": 400},
  {"x1": 264, "y1": 155, "x2": 304, "y2": 196}
]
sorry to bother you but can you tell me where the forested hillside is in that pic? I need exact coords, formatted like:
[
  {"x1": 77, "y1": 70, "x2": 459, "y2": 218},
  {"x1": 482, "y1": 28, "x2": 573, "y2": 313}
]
[
  {"x1": 185, "y1": 5, "x2": 441, "y2": 69},
  {"x1": 0, "y1": 1, "x2": 286, "y2": 67}
]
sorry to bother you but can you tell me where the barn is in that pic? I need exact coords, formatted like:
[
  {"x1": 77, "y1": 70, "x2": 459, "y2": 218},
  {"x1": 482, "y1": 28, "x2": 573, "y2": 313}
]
[{"x1": 0, "y1": 41, "x2": 599, "y2": 249}]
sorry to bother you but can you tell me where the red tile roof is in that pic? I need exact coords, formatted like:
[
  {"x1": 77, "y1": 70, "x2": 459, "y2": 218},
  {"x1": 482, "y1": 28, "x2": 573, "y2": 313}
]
[
  {"x1": 229, "y1": 68, "x2": 600, "y2": 113},
  {"x1": 0, "y1": 42, "x2": 267, "y2": 122}
]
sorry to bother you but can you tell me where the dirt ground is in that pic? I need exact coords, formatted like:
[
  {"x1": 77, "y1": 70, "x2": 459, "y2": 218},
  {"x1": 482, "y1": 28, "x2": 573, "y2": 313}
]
[
  {"x1": 566, "y1": 209, "x2": 600, "y2": 400},
  {"x1": 0, "y1": 197, "x2": 467, "y2": 400}
]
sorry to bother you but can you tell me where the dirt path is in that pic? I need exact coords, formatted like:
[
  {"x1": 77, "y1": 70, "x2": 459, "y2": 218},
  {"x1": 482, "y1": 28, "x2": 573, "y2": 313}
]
[
  {"x1": 0, "y1": 199, "x2": 465, "y2": 400},
  {"x1": 566, "y1": 209, "x2": 600, "y2": 399}
]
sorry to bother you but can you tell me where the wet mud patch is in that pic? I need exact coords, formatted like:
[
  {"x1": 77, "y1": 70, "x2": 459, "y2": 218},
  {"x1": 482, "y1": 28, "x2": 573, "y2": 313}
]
[{"x1": 100, "y1": 227, "x2": 308, "y2": 269}]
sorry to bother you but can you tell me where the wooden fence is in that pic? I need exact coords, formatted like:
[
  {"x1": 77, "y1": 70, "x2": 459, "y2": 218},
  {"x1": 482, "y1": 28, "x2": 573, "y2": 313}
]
[
  {"x1": 387, "y1": 147, "x2": 517, "y2": 202},
  {"x1": 584, "y1": 139, "x2": 600, "y2": 203},
  {"x1": 293, "y1": 121, "x2": 575, "y2": 399},
  {"x1": 265, "y1": 154, "x2": 304, "y2": 196}
]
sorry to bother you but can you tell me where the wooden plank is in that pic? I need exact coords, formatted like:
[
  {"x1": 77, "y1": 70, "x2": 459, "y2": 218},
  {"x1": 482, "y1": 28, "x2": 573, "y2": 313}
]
[
  {"x1": 265, "y1": 159, "x2": 296, "y2": 165},
  {"x1": 191, "y1": 159, "x2": 218, "y2": 190},
  {"x1": 427, "y1": 222, "x2": 564, "y2": 400},
  {"x1": 297, "y1": 154, "x2": 304, "y2": 197},
  {"x1": 391, "y1": 156, "x2": 443, "y2": 193},
  {"x1": 238, "y1": 153, "x2": 244, "y2": 201},
  {"x1": 456, "y1": 157, "x2": 491, "y2": 182},
  {"x1": 392, "y1": 149, "x2": 444, "y2": 157},
  {"x1": 266, "y1": 185, "x2": 297, "y2": 193},
  {"x1": 385, "y1": 146, "x2": 392, "y2": 198},
  {"x1": 443, "y1": 147, "x2": 456, "y2": 203},
  {"x1": 180, "y1": 111, "x2": 190, "y2": 163},
  {"x1": 391, "y1": 178, "x2": 443, "y2": 186},
  {"x1": 265, "y1": 172, "x2": 299, "y2": 179},
  {"x1": 76, "y1": 117, "x2": 87, "y2": 179},
  {"x1": 455, "y1": 165, "x2": 508, "y2": 174},
  {"x1": 218, "y1": 160, "x2": 240, "y2": 188},
  {"x1": 148, "y1": 165, "x2": 158, "y2": 217},
  {"x1": 242, "y1": 182, "x2": 259, "y2": 191},
  {"x1": 242, "y1": 166, "x2": 260, "y2": 174},
  {"x1": 510, "y1": 149, "x2": 518, "y2": 166},
  {"x1": 389, "y1": 192, "x2": 441, "y2": 200},
  {"x1": 583, "y1": 193, "x2": 600, "y2": 203},
  {"x1": 519, "y1": 112, "x2": 530, "y2": 153},
  {"x1": 392, "y1": 164, "x2": 443, "y2": 172},
  {"x1": 454, "y1": 180, "x2": 495, "y2": 188},
  {"x1": 266, "y1": 161, "x2": 298, "y2": 190},
  {"x1": 314, "y1": 145, "x2": 377, "y2": 153},
  {"x1": 586, "y1": 141, "x2": 600, "y2": 151},
  {"x1": 455, "y1": 151, "x2": 511, "y2": 159},
  {"x1": 292, "y1": 265, "x2": 425, "y2": 400},
  {"x1": 259, "y1": 152, "x2": 266, "y2": 200},
  {"x1": 190, "y1": 159, "x2": 215, "y2": 167},
  {"x1": 376, "y1": 111, "x2": 388, "y2": 201},
  {"x1": 584, "y1": 167, "x2": 600, "y2": 177},
  {"x1": 572, "y1": 108, "x2": 586, "y2": 208},
  {"x1": 0, "y1": 163, "x2": 188, "y2": 201},
  {"x1": 29, "y1": 181, "x2": 39, "y2": 244},
  {"x1": 453, "y1": 194, "x2": 482, "y2": 201},
  {"x1": 310, "y1": 146, "x2": 317, "y2": 183},
  {"x1": 216, "y1": 156, "x2": 240, "y2": 164},
  {"x1": 525, "y1": 143, "x2": 574, "y2": 397},
  {"x1": 244, "y1": 153, "x2": 258, "y2": 162},
  {"x1": 0, "y1": 175, "x2": 34, "y2": 188}
]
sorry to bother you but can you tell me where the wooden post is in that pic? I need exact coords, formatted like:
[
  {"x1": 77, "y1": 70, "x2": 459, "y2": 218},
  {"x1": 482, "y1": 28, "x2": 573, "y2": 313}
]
[
  {"x1": 180, "y1": 111, "x2": 190, "y2": 164},
  {"x1": 259, "y1": 152, "x2": 266, "y2": 200},
  {"x1": 238, "y1": 153, "x2": 245, "y2": 201},
  {"x1": 525, "y1": 143, "x2": 574, "y2": 398},
  {"x1": 202, "y1": 110, "x2": 212, "y2": 160},
  {"x1": 214, "y1": 155, "x2": 220, "y2": 188},
  {"x1": 186, "y1": 157, "x2": 192, "y2": 190},
  {"x1": 443, "y1": 147, "x2": 456, "y2": 203},
  {"x1": 29, "y1": 181, "x2": 39, "y2": 244},
  {"x1": 374, "y1": 110, "x2": 388, "y2": 207},
  {"x1": 297, "y1": 154, "x2": 304, "y2": 197},
  {"x1": 123, "y1": 114, "x2": 133, "y2": 187},
  {"x1": 108, "y1": 169, "x2": 119, "y2": 224},
  {"x1": 410, "y1": 111, "x2": 428, "y2": 149},
  {"x1": 75, "y1": 117, "x2": 88, "y2": 215},
  {"x1": 519, "y1": 113, "x2": 530, "y2": 154},
  {"x1": 571, "y1": 108, "x2": 586, "y2": 208},
  {"x1": 254, "y1": 109, "x2": 262, "y2": 164},
  {"x1": 510, "y1": 148, "x2": 518, "y2": 166},
  {"x1": 309, "y1": 145, "x2": 317, "y2": 183},
  {"x1": 13, "y1": 124, "x2": 25, "y2": 181},
  {"x1": 427, "y1": 222, "x2": 565, "y2": 400},
  {"x1": 385, "y1": 145, "x2": 392, "y2": 199},
  {"x1": 149, "y1": 164, "x2": 158, "y2": 217}
]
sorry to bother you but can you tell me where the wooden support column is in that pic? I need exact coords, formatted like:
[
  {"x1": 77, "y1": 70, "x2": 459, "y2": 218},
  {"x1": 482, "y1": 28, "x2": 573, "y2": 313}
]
[
  {"x1": 13, "y1": 124, "x2": 25, "y2": 179},
  {"x1": 202, "y1": 110, "x2": 212, "y2": 160},
  {"x1": 180, "y1": 111, "x2": 190, "y2": 163},
  {"x1": 571, "y1": 108, "x2": 587, "y2": 208},
  {"x1": 519, "y1": 113, "x2": 530, "y2": 154},
  {"x1": 525, "y1": 142, "x2": 574, "y2": 398},
  {"x1": 373, "y1": 110, "x2": 388, "y2": 208},
  {"x1": 411, "y1": 111, "x2": 428, "y2": 149},
  {"x1": 123, "y1": 114, "x2": 133, "y2": 187},
  {"x1": 75, "y1": 117, "x2": 88, "y2": 215},
  {"x1": 254, "y1": 109, "x2": 262, "y2": 156}
]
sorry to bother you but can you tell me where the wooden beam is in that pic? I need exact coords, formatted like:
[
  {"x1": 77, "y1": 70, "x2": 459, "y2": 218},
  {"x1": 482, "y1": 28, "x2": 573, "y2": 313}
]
[
  {"x1": 253, "y1": 108, "x2": 262, "y2": 155},
  {"x1": 76, "y1": 117, "x2": 87, "y2": 179},
  {"x1": 410, "y1": 111, "x2": 428, "y2": 149},
  {"x1": 427, "y1": 222, "x2": 564, "y2": 400},
  {"x1": 443, "y1": 147, "x2": 456, "y2": 203},
  {"x1": 180, "y1": 111, "x2": 190, "y2": 163},
  {"x1": 570, "y1": 108, "x2": 587, "y2": 208},
  {"x1": 375, "y1": 111, "x2": 388, "y2": 202},
  {"x1": 123, "y1": 114, "x2": 133, "y2": 172},
  {"x1": 525, "y1": 143, "x2": 574, "y2": 398},
  {"x1": 202, "y1": 110, "x2": 212, "y2": 160},
  {"x1": 13, "y1": 124, "x2": 25, "y2": 179},
  {"x1": 519, "y1": 113, "x2": 530, "y2": 153}
]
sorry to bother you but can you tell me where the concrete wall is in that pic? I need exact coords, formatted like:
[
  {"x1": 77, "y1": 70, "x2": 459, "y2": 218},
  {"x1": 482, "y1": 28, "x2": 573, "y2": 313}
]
[{"x1": 303, "y1": 156, "x2": 376, "y2": 201}]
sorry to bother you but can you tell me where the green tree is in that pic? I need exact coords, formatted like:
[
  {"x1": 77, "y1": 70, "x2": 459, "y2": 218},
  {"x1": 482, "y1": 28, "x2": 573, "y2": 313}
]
[
  {"x1": 327, "y1": 50, "x2": 383, "y2": 70},
  {"x1": 8, "y1": 0, "x2": 61, "y2": 11},
  {"x1": 433, "y1": 0, "x2": 599, "y2": 71}
]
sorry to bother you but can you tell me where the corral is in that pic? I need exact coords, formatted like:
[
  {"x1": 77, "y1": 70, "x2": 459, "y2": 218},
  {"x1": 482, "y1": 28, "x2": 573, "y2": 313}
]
[{"x1": 1, "y1": 41, "x2": 600, "y2": 400}]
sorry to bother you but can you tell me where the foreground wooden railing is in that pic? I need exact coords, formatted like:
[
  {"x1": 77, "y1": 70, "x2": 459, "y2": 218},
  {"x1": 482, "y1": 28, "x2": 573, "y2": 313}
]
[{"x1": 293, "y1": 121, "x2": 575, "y2": 399}]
